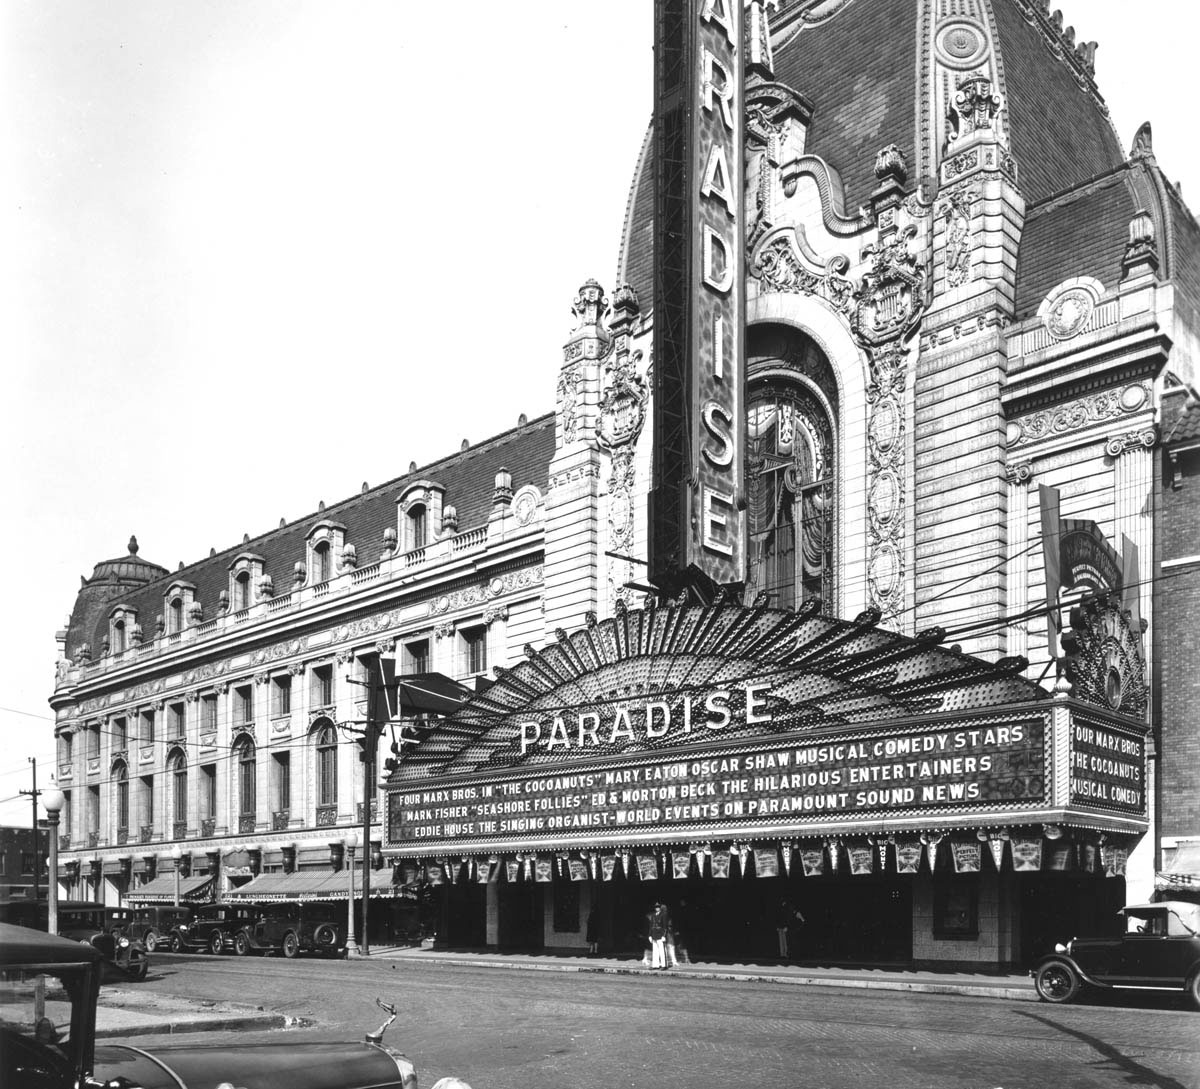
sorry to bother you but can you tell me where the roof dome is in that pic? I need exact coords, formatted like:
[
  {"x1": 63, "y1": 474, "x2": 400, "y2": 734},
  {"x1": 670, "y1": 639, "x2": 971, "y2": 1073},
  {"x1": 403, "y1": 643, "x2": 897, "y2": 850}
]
[{"x1": 85, "y1": 535, "x2": 168, "y2": 588}]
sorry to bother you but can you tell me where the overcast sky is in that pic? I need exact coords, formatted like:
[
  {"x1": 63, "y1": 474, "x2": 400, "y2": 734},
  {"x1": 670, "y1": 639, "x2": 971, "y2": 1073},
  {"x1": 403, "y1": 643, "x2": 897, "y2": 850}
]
[{"x1": 1, "y1": 2, "x2": 1194, "y2": 825}]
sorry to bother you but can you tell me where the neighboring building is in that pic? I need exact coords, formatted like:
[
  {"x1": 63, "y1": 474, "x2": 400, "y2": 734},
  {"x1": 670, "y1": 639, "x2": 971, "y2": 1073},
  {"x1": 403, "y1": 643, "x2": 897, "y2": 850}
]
[
  {"x1": 50, "y1": 0, "x2": 1196, "y2": 967},
  {"x1": 0, "y1": 826, "x2": 49, "y2": 903}
]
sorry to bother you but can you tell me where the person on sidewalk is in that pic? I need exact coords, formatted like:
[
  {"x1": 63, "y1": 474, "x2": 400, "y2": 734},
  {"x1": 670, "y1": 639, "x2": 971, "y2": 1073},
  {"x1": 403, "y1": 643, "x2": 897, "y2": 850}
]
[
  {"x1": 776, "y1": 899, "x2": 804, "y2": 960},
  {"x1": 586, "y1": 904, "x2": 599, "y2": 956},
  {"x1": 646, "y1": 901, "x2": 670, "y2": 969}
]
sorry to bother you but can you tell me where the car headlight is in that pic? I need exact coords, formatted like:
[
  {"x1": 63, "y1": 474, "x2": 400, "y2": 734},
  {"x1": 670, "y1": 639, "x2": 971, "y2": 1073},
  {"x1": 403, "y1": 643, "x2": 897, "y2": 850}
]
[
  {"x1": 1054, "y1": 942, "x2": 1066, "y2": 953},
  {"x1": 119, "y1": 938, "x2": 130, "y2": 948}
]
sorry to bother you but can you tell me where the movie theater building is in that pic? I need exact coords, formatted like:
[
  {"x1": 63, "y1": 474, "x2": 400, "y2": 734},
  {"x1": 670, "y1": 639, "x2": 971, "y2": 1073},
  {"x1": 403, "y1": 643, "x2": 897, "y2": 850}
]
[{"x1": 49, "y1": 0, "x2": 1193, "y2": 966}]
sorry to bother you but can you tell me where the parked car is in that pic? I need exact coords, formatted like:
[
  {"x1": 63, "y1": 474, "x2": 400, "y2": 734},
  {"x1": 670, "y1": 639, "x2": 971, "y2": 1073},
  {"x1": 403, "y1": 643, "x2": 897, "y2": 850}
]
[
  {"x1": 0, "y1": 920, "x2": 421, "y2": 1088},
  {"x1": 234, "y1": 901, "x2": 347, "y2": 958},
  {"x1": 1031, "y1": 900, "x2": 1200, "y2": 1008},
  {"x1": 124, "y1": 905, "x2": 193, "y2": 953},
  {"x1": 0, "y1": 900, "x2": 148, "y2": 982},
  {"x1": 170, "y1": 903, "x2": 258, "y2": 954}
]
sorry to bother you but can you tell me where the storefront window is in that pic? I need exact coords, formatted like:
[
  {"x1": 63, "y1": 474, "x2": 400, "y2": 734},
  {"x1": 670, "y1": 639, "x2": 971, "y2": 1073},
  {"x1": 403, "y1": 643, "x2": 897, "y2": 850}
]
[{"x1": 933, "y1": 876, "x2": 979, "y2": 939}]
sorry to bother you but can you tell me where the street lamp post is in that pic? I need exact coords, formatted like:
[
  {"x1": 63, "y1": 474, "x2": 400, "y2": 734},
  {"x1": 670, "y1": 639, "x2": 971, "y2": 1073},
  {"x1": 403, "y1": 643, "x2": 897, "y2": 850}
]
[
  {"x1": 344, "y1": 830, "x2": 359, "y2": 957},
  {"x1": 41, "y1": 786, "x2": 66, "y2": 936},
  {"x1": 171, "y1": 845, "x2": 182, "y2": 908}
]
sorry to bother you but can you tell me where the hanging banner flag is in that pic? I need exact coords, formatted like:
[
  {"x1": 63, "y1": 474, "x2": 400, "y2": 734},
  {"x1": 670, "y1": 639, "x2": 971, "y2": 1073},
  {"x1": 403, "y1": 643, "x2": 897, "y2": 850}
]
[
  {"x1": 524, "y1": 856, "x2": 535, "y2": 881},
  {"x1": 1102, "y1": 844, "x2": 1127, "y2": 877},
  {"x1": 988, "y1": 837, "x2": 1007, "y2": 872},
  {"x1": 874, "y1": 840, "x2": 889, "y2": 871},
  {"x1": 601, "y1": 855, "x2": 617, "y2": 881},
  {"x1": 672, "y1": 852, "x2": 693, "y2": 879},
  {"x1": 754, "y1": 847, "x2": 779, "y2": 878},
  {"x1": 1080, "y1": 843, "x2": 1097, "y2": 873},
  {"x1": 535, "y1": 858, "x2": 554, "y2": 883},
  {"x1": 1012, "y1": 837, "x2": 1043, "y2": 872},
  {"x1": 1046, "y1": 842, "x2": 1073, "y2": 871},
  {"x1": 895, "y1": 841, "x2": 921, "y2": 874},
  {"x1": 711, "y1": 848, "x2": 731, "y2": 878},
  {"x1": 568, "y1": 858, "x2": 589, "y2": 882},
  {"x1": 1039, "y1": 484, "x2": 1063, "y2": 655},
  {"x1": 505, "y1": 859, "x2": 521, "y2": 883},
  {"x1": 401, "y1": 863, "x2": 420, "y2": 887},
  {"x1": 1121, "y1": 534, "x2": 1144, "y2": 636},
  {"x1": 588, "y1": 853, "x2": 599, "y2": 881},
  {"x1": 427, "y1": 862, "x2": 446, "y2": 885},
  {"x1": 620, "y1": 851, "x2": 631, "y2": 879},
  {"x1": 923, "y1": 836, "x2": 943, "y2": 873},
  {"x1": 826, "y1": 841, "x2": 842, "y2": 874},
  {"x1": 848, "y1": 845, "x2": 874, "y2": 876},
  {"x1": 951, "y1": 841, "x2": 981, "y2": 874},
  {"x1": 737, "y1": 844, "x2": 751, "y2": 877},
  {"x1": 800, "y1": 848, "x2": 825, "y2": 877},
  {"x1": 637, "y1": 854, "x2": 659, "y2": 881},
  {"x1": 781, "y1": 843, "x2": 793, "y2": 876},
  {"x1": 448, "y1": 860, "x2": 463, "y2": 884}
]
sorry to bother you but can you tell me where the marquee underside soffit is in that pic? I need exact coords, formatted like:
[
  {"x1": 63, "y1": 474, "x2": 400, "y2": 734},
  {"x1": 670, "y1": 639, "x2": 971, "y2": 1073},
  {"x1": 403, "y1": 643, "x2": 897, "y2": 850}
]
[{"x1": 395, "y1": 602, "x2": 1047, "y2": 780}]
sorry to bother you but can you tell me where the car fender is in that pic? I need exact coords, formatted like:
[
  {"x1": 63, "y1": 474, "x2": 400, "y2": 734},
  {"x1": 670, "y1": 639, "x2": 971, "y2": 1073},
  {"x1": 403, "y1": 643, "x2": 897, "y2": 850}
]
[{"x1": 1030, "y1": 953, "x2": 1113, "y2": 991}]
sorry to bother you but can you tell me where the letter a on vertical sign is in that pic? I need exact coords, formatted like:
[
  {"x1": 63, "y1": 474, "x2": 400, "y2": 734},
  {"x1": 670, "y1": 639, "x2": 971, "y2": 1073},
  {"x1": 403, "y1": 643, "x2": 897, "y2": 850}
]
[{"x1": 692, "y1": 0, "x2": 745, "y2": 585}]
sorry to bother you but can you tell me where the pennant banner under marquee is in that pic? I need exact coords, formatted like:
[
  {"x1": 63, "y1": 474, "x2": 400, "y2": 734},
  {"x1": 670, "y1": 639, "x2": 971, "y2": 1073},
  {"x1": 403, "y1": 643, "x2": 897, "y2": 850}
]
[
  {"x1": 800, "y1": 848, "x2": 825, "y2": 877},
  {"x1": 535, "y1": 858, "x2": 554, "y2": 882},
  {"x1": 711, "y1": 849, "x2": 731, "y2": 879},
  {"x1": 1046, "y1": 842, "x2": 1073, "y2": 871},
  {"x1": 568, "y1": 858, "x2": 589, "y2": 882},
  {"x1": 895, "y1": 840, "x2": 922, "y2": 874},
  {"x1": 848, "y1": 845, "x2": 873, "y2": 876},
  {"x1": 781, "y1": 843, "x2": 793, "y2": 876},
  {"x1": 988, "y1": 837, "x2": 1007, "y2": 872},
  {"x1": 1081, "y1": 843, "x2": 1097, "y2": 873},
  {"x1": 505, "y1": 859, "x2": 521, "y2": 883},
  {"x1": 672, "y1": 852, "x2": 693, "y2": 879},
  {"x1": 951, "y1": 841, "x2": 981, "y2": 874},
  {"x1": 1012, "y1": 838, "x2": 1043, "y2": 872},
  {"x1": 1102, "y1": 844, "x2": 1127, "y2": 877},
  {"x1": 637, "y1": 854, "x2": 659, "y2": 881},
  {"x1": 737, "y1": 845, "x2": 750, "y2": 877},
  {"x1": 601, "y1": 855, "x2": 617, "y2": 882},
  {"x1": 427, "y1": 863, "x2": 445, "y2": 885},
  {"x1": 754, "y1": 848, "x2": 779, "y2": 878},
  {"x1": 448, "y1": 860, "x2": 463, "y2": 884}
]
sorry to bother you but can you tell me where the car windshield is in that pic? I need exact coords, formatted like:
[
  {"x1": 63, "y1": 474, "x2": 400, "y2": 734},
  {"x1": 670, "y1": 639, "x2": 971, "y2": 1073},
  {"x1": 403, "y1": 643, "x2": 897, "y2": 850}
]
[
  {"x1": 0, "y1": 966, "x2": 82, "y2": 1082},
  {"x1": 61, "y1": 911, "x2": 104, "y2": 931}
]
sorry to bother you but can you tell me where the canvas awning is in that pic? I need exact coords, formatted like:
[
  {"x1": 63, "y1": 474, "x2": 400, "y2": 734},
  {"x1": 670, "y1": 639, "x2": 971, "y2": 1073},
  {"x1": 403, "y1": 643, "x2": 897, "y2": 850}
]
[
  {"x1": 127, "y1": 874, "x2": 213, "y2": 903},
  {"x1": 225, "y1": 865, "x2": 401, "y2": 902},
  {"x1": 1155, "y1": 842, "x2": 1200, "y2": 895},
  {"x1": 394, "y1": 672, "x2": 472, "y2": 715}
]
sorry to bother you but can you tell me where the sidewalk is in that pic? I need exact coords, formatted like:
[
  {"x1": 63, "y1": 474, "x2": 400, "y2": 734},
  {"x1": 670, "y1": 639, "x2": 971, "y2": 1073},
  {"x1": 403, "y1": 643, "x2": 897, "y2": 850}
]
[
  {"x1": 97, "y1": 989, "x2": 305, "y2": 1038},
  {"x1": 362, "y1": 945, "x2": 1037, "y2": 1002}
]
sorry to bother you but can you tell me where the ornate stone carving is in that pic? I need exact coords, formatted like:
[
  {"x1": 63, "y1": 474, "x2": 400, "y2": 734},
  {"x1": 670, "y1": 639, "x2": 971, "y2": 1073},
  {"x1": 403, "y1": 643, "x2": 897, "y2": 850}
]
[
  {"x1": 287, "y1": 660, "x2": 306, "y2": 677},
  {"x1": 1104, "y1": 427, "x2": 1158, "y2": 458},
  {"x1": 938, "y1": 185, "x2": 977, "y2": 288},
  {"x1": 511, "y1": 485, "x2": 542, "y2": 527},
  {"x1": 874, "y1": 144, "x2": 908, "y2": 186},
  {"x1": 1006, "y1": 384, "x2": 1151, "y2": 448},
  {"x1": 482, "y1": 605, "x2": 509, "y2": 626},
  {"x1": 249, "y1": 637, "x2": 308, "y2": 667},
  {"x1": 374, "y1": 637, "x2": 396, "y2": 656},
  {"x1": 750, "y1": 227, "x2": 854, "y2": 311},
  {"x1": 334, "y1": 647, "x2": 355, "y2": 666},
  {"x1": 1005, "y1": 463, "x2": 1034, "y2": 486},
  {"x1": 949, "y1": 74, "x2": 1001, "y2": 141},
  {"x1": 1045, "y1": 288, "x2": 1094, "y2": 340},
  {"x1": 427, "y1": 566, "x2": 544, "y2": 616},
  {"x1": 1062, "y1": 594, "x2": 1148, "y2": 719},
  {"x1": 433, "y1": 621, "x2": 455, "y2": 641}
]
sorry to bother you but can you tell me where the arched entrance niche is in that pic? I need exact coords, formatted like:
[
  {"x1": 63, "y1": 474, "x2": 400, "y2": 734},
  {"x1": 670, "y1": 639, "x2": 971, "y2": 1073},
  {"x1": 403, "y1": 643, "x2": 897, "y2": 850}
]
[{"x1": 747, "y1": 293, "x2": 869, "y2": 620}]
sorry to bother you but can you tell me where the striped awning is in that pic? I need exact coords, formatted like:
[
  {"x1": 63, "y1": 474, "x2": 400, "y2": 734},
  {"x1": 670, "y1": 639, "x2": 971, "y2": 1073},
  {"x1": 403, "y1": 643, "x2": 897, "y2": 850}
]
[
  {"x1": 226, "y1": 865, "x2": 401, "y2": 902},
  {"x1": 1155, "y1": 842, "x2": 1200, "y2": 895},
  {"x1": 126, "y1": 874, "x2": 214, "y2": 903}
]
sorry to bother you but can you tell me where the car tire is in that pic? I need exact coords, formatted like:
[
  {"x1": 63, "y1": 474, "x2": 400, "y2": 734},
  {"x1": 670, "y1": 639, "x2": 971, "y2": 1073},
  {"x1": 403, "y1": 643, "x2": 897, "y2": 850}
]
[
  {"x1": 133, "y1": 958, "x2": 149, "y2": 982},
  {"x1": 1189, "y1": 970, "x2": 1200, "y2": 1012},
  {"x1": 1034, "y1": 959, "x2": 1081, "y2": 1004},
  {"x1": 144, "y1": 930, "x2": 158, "y2": 953},
  {"x1": 169, "y1": 933, "x2": 183, "y2": 954},
  {"x1": 314, "y1": 923, "x2": 337, "y2": 948},
  {"x1": 282, "y1": 931, "x2": 299, "y2": 959},
  {"x1": 209, "y1": 931, "x2": 224, "y2": 956},
  {"x1": 234, "y1": 931, "x2": 251, "y2": 957}
]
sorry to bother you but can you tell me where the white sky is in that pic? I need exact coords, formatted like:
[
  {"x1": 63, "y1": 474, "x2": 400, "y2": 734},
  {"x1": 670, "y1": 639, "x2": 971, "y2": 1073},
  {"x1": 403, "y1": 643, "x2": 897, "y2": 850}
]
[{"x1": 1, "y1": 1, "x2": 1194, "y2": 825}]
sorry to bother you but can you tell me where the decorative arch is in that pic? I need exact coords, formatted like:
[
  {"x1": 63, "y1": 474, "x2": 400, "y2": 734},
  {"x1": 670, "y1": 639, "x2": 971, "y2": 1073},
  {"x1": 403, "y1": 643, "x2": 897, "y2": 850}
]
[
  {"x1": 232, "y1": 733, "x2": 256, "y2": 824},
  {"x1": 167, "y1": 747, "x2": 187, "y2": 832},
  {"x1": 311, "y1": 718, "x2": 338, "y2": 809}
]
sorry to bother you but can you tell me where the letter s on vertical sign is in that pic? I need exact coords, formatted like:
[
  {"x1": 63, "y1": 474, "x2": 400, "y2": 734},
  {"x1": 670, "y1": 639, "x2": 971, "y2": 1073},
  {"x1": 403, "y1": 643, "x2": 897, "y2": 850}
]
[{"x1": 701, "y1": 401, "x2": 734, "y2": 467}]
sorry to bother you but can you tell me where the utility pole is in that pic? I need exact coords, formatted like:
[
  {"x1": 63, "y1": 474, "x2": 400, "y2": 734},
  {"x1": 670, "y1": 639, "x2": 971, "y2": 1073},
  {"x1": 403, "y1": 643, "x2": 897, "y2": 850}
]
[{"x1": 19, "y1": 758, "x2": 41, "y2": 902}]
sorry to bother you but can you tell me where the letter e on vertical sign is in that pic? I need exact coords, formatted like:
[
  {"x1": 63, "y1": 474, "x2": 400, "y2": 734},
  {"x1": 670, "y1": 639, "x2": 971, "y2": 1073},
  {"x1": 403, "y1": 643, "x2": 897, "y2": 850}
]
[{"x1": 691, "y1": 0, "x2": 745, "y2": 584}]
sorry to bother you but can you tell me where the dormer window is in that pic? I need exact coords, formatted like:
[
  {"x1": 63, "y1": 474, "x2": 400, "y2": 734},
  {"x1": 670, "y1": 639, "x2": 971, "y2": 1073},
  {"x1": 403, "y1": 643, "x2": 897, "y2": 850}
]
[
  {"x1": 234, "y1": 572, "x2": 252, "y2": 611},
  {"x1": 305, "y1": 522, "x2": 347, "y2": 586},
  {"x1": 397, "y1": 483, "x2": 445, "y2": 552},
  {"x1": 168, "y1": 598, "x2": 184, "y2": 633},
  {"x1": 163, "y1": 581, "x2": 197, "y2": 634},
  {"x1": 113, "y1": 620, "x2": 126, "y2": 654},
  {"x1": 314, "y1": 541, "x2": 332, "y2": 583},
  {"x1": 408, "y1": 505, "x2": 427, "y2": 550},
  {"x1": 108, "y1": 605, "x2": 138, "y2": 656},
  {"x1": 227, "y1": 555, "x2": 264, "y2": 614}
]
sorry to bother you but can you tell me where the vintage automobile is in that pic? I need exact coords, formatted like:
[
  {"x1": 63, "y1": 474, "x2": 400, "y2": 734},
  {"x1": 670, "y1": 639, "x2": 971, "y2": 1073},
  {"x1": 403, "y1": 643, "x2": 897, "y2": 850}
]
[
  {"x1": 123, "y1": 905, "x2": 193, "y2": 953},
  {"x1": 169, "y1": 903, "x2": 258, "y2": 954},
  {"x1": 1031, "y1": 900, "x2": 1200, "y2": 1008},
  {"x1": 0, "y1": 921, "x2": 420, "y2": 1088},
  {"x1": 233, "y1": 901, "x2": 347, "y2": 958},
  {"x1": 0, "y1": 900, "x2": 148, "y2": 983}
]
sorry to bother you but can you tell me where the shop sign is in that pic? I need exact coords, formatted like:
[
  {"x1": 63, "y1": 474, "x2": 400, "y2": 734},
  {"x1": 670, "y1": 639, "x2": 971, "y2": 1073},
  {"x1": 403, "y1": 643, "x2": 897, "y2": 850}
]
[
  {"x1": 1069, "y1": 721, "x2": 1144, "y2": 813},
  {"x1": 387, "y1": 719, "x2": 1045, "y2": 849}
]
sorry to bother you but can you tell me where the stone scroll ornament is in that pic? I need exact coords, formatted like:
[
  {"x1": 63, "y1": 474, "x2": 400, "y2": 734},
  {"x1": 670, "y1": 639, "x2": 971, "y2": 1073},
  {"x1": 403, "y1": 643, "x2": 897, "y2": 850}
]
[
  {"x1": 1061, "y1": 594, "x2": 1148, "y2": 720},
  {"x1": 596, "y1": 285, "x2": 648, "y2": 609}
]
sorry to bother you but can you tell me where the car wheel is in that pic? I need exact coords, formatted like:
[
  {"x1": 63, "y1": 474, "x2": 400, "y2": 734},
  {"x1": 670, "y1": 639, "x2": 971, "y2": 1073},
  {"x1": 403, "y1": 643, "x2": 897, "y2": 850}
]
[
  {"x1": 314, "y1": 923, "x2": 337, "y2": 948},
  {"x1": 144, "y1": 930, "x2": 158, "y2": 953},
  {"x1": 1189, "y1": 970, "x2": 1200, "y2": 1012},
  {"x1": 134, "y1": 958, "x2": 149, "y2": 982},
  {"x1": 1034, "y1": 959, "x2": 1081, "y2": 1003},
  {"x1": 282, "y1": 931, "x2": 299, "y2": 959},
  {"x1": 209, "y1": 931, "x2": 224, "y2": 956},
  {"x1": 234, "y1": 931, "x2": 251, "y2": 957},
  {"x1": 169, "y1": 933, "x2": 183, "y2": 954}
]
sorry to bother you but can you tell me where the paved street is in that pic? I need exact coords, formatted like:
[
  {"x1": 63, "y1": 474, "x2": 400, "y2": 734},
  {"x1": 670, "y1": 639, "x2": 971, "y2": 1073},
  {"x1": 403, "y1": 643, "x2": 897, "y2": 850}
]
[{"x1": 127, "y1": 952, "x2": 1199, "y2": 1089}]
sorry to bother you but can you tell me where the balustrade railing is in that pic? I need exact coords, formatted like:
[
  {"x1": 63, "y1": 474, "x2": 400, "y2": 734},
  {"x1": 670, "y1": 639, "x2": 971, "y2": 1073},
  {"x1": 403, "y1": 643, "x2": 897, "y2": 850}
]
[
  {"x1": 352, "y1": 563, "x2": 382, "y2": 585},
  {"x1": 451, "y1": 527, "x2": 487, "y2": 552}
]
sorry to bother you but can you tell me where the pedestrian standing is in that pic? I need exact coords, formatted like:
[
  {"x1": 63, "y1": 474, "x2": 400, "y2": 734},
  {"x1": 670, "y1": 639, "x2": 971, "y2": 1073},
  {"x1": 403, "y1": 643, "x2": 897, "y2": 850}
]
[
  {"x1": 776, "y1": 898, "x2": 793, "y2": 959},
  {"x1": 646, "y1": 901, "x2": 670, "y2": 969},
  {"x1": 586, "y1": 904, "x2": 599, "y2": 956}
]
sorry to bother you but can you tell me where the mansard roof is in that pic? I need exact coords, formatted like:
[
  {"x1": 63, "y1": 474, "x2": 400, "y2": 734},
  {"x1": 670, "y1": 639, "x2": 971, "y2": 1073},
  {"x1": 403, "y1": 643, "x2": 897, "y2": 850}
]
[{"x1": 64, "y1": 414, "x2": 555, "y2": 659}]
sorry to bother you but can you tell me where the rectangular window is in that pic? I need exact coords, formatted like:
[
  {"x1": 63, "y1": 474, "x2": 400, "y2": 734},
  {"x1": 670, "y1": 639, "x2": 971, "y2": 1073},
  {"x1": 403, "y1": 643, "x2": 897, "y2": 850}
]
[
  {"x1": 88, "y1": 725, "x2": 100, "y2": 758},
  {"x1": 463, "y1": 628, "x2": 487, "y2": 675},
  {"x1": 200, "y1": 765, "x2": 217, "y2": 820},
  {"x1": 202, "y1": 695, "x2": 218, "y2": 732},
  {"x1": 313, "y1": 664, "x2": 333, "y2": 708},
  {"x1": 237, "y1": 684, "x2": 254, "y2": 724},
  {"x1": 933, "y1": 876, "x2": 980, "y2": 939},
  {"x1": 62, "y1": 792, "x2": 71, "y2": 837},
  {"x1": 273, "y1": 752, "x2": 291, "y2": 812},
  {"x1": 87, "y1": 786, "x2": 99, "y2": 831},
  {"x1": 113, "y1": 717, "x2": 127, "y2": 751},
  {"x1": 404, "y1": 640, "x2": 429, "y2": 675},
  {"x1": 140, "y1": 776, "x2": 154, "y2": 827},
  {"x1": 140, "y1": 709, "x2": 155, "y2": 744},
  {"x1": 273, "y1": 675, "x2": 292, "y2": 716},
  {"x1": 169, "y1": 703, "x2": 185, "y2": 739},
  {"x1": 21, "y1": 853, "x2": 35, "y2": 875}
]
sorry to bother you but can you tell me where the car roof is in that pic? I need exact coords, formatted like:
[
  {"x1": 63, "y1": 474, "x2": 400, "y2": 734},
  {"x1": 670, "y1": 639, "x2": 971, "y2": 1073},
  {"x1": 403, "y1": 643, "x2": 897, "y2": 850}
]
[
  {"x1": 1121, "y1": 901, "x2": 1196, "y2": 913},
  {"x1": 0, "y1": 921, "x2": 103, "y2": 965}
]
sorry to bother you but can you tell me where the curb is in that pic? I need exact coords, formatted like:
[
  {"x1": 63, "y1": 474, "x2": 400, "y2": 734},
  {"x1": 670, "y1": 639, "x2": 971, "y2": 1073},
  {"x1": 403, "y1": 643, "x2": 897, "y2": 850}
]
[
  {"x1": 97, "y1": 1013, "x2": 307, "y2": 1038},
  {"x1": 380, "y1": 953, "x2": 1036, "y2": 1002}
]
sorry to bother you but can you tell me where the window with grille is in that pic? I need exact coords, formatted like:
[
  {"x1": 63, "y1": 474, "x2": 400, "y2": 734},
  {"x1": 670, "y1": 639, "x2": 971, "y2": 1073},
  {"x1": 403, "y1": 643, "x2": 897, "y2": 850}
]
[
  {"x1": 235, "y1": 737, "x2": 256, "y2": 817},
  {"x1": 408, "y1": 505, "x2": 427, "y2": 550},
  {"x1": 404, "y1": 640, "x2": 429, "y2": 675},
  {"x1": 114, "y1": 762, "x2": 129, "y2": 830},
  {"x1": 169, "y1": 751, "x2": 187, "y2": 824},
  {"x1": 314, "y1": 542, "x2": 332, "y2": 583},
  {"x1": 234, "y1": 572, "x2": 252, "y2": 611},
  {"x1": 316, "y1": 724, "x2": 337, "y2": 807},
  {"x1": 462, "y1": 627, "x2": 487, "y2": 675}
]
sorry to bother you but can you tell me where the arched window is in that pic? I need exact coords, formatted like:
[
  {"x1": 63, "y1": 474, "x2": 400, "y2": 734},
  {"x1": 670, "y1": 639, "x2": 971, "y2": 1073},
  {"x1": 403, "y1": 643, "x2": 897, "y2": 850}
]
[
  {"x1": 746, "y1": 327, "x2": 838, "y2": 611},
  {"x1": 234, "y1": 735, "x2": 256, "y2": 818},
  {"x1": 112, "y1": 620, "x2": 126, "y2": 654},
  {"x1": 168, "y1": 598, "x2": 184, "y2": 633},
  {"x1": 113, "y1": 760, "x2": 129, "y2": 832},
  {"x1": 234, "y1": 572, "x2": 252, "y2": 611},
  {"x1": 168, "y1": 749, "x2": 187, "y2": 828},
  {"x1": 315, "y1": 723, "x2": 337, "y2": 807},
  {"x1": 313, "y1": 541, "x2": 332, "y2": 583},
  {"x1": 408, "y1": 504, "x2": 427, "y2": 550}
]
